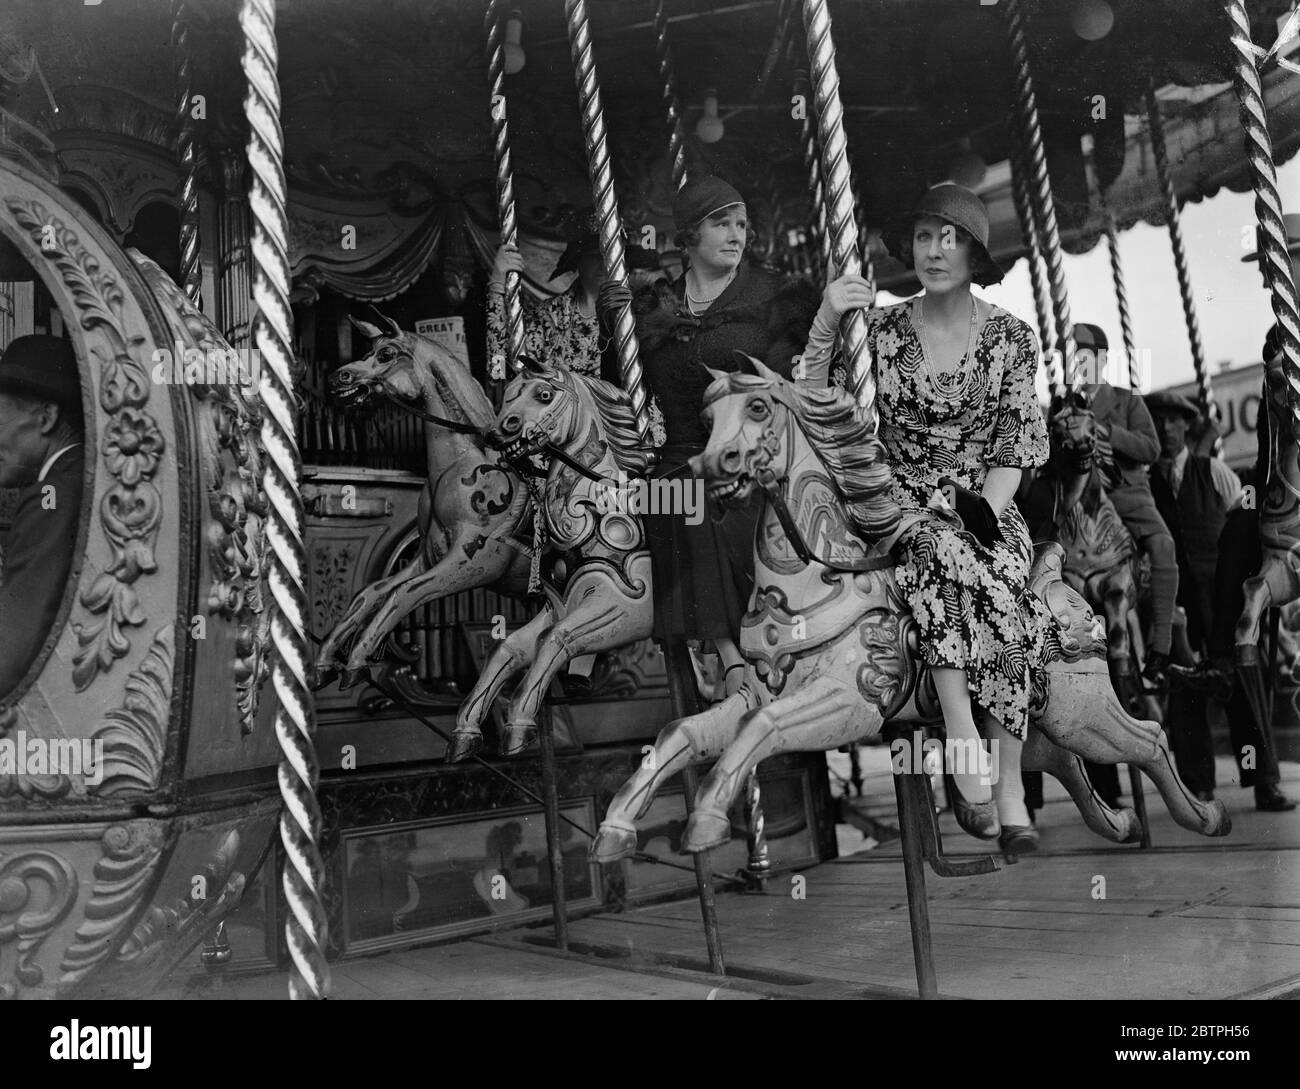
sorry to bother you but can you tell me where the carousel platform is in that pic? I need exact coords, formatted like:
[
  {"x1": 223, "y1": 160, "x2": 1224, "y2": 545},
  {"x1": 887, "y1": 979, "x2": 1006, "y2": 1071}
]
[{"x1": 156, "y1": 751, "x2": 1300, "y2": 1001}]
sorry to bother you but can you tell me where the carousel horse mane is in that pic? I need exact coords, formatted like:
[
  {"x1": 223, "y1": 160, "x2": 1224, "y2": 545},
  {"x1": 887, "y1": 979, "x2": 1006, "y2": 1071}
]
[{"x1": 704, "y1": 367, "x2": 902, "y2": 544}]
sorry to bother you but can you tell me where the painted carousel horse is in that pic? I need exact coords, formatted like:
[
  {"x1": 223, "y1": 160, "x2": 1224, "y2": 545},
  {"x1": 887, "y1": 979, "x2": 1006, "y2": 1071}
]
[
  {"x1": 1037, "y1": 391, "x2": 1159, "y2": 720},
  {"x1": 316, "y1": 313, "x2": 534, "y2": 687},
  {"x1": 591, "y1": 363, "x2": 1229, "y2": 860},
  {"x1": 447, "y1": 357, "x2": 655, "y2": 761},
  {"x1": 1236, "y1": 341, "x2": 1300, "y2": 723}
]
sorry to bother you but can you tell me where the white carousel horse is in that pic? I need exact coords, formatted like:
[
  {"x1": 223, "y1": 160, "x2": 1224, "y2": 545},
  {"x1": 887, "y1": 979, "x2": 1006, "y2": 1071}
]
[
  {"x1": 315, "y1": 314, "x2": 533, "y2": 687},
  {"x1": 447, "y1": 357, "x2": 655, "y2": 761},
  {"x1": 591, "y1": 361, "x2": 1230, "y2": 859}
]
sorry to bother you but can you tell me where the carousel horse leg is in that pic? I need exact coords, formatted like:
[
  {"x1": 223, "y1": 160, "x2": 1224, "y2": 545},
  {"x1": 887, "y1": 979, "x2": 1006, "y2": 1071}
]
[
  {"x1": 449, "y1": 606, "x2": 554, "y2": 762},
  {"x1": 1022, "y1": 727, "x2": 1142, "y2": 843},
  {"x1": 591, "y1": 688, "x2": 757, "y2": 862},
  {"x1": 1237, "y1": 557, "x2": 1300, "y2": 731},
  {"x1": 683, "y1": 676, "x2": 871, "y2": 853},
  {"x1": 346, "y1": 535, "x2": 517, "y2": 674},
  {"x1": 317, "y1": 554, "x2": 428, "y2": 686},
  {"x1": 501, "y1": 570, "x2": 653, "y2": 756},
  {"x1": 1035, "y1": 657, "x2": 1230, "y2": 837}
]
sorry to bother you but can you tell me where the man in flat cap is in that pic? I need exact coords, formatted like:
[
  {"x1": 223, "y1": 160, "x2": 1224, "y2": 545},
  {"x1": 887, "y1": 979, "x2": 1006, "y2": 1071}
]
[
  {"x1": 1147, "y1": 388, "x2": 1242, "y2": 802},
  {"x1": 0, "y1": 335, "x2": 85, "y2": 698}
]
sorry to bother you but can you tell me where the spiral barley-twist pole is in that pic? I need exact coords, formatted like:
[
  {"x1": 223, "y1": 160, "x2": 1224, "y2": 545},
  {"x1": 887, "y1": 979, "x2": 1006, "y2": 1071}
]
[
  {"x1": 653, "y1": 0, "x2": 690, "y2": 192},
  {"x1": 239, "y1": 0, "x2": 330, "y2": 1002},
  {"x1": 794, "y1": 69, "x2": 830, "y2": 282},
  {"x1": 1104, "y1": 207, "x2": 1139, "y2": 390},
  {"x1": 1223, "y1": 0, "x2": 1300, "y2": 430},
  {"x1": 172, "y1": 0, "x2": 202, "y2": 308},
  {"x1": 564, "y1": 0, "x2": 650, "y2": 444},
  {"x1": 801, "y1": 0, "x2": 874, "y2": 426},
  {"x1": 1010, "y1": 149, "x2": 1059, "y2": 399},
  {"x1": 486, "y1": 0, "x2": 525, "y2": 373},
  {"x1": 1147, "y1": 84, "x2": 1213, "y2": 416},
  {"x1": 1003, "y1": 0, "x2": 1076, "y2": 385}
]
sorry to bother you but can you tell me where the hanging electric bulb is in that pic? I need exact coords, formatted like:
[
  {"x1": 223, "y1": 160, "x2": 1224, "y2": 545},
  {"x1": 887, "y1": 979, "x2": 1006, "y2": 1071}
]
[
  {"x1": 695, "y1": 89, "x2": 725, "y2": 144},
  {"x1": 503, "y1": 10, "x2": 526, "y2": 75},
  {"x1": 1071, "y1": 0, "x2": 1114, "y2": 42}
]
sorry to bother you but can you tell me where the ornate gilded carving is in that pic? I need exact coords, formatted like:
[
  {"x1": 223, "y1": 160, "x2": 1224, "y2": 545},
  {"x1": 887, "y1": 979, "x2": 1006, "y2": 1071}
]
[
  {"x1": 0, "y1": 850, "x2": 79, "y2": 998},
  {"x1": 131, "y1": 254, "x2": 270, "y2": 733},
  {"x1": 57, "y1": 822, "x2": 165, "y2": 990},
  {"x1": 856, "y1": 582, "x2": 920, "y2": 720},
  {"x1": 89, "y1": 627, "x2": 173, "y2": 797},
  {"x1": 0, "y1": 706, "x2": 72, "y2": 802},
  {"x1": 311, "y1": 541, "x2": 358, "y2": 637},
  {"x1": 4, "y1": 198, "x2": 164, "y2": 691}
]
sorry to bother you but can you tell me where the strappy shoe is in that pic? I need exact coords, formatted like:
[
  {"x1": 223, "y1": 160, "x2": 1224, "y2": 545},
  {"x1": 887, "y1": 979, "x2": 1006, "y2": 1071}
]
[
  {"x1": 998, "y1": 825, "x2": 1039, "y2": 857},
  {"x1": 944, "y1": 773, "x2": 1000, "y2": 840}
]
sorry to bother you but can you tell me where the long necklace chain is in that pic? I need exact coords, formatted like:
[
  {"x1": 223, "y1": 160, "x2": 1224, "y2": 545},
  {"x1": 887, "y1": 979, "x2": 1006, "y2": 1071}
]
[
  {"x1": 685, "y1": 267, "x2": 736, "y2": 314},
  {"x1": 915, "y1": 296, "x2": 979, "y2": 404}
]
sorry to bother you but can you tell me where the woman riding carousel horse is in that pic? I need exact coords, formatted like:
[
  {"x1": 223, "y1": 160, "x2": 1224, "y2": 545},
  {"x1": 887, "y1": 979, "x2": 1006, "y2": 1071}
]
[
  {"x1": 600, "y1": 175, "x2": 818, "y2": 695},
  {"x1": 806, "y1": 183, "x2": 1052, "y2": 855}
]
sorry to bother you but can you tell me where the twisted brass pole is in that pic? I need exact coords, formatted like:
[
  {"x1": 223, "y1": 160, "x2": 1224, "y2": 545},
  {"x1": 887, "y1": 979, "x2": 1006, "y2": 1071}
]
[
  {"x1": 1003, "y1": 0, "x2": 1076, "y2": 385},
  {"x1": 486, "y1": 0, "x2": 525, "y2": 373},
  {"x1": 794, "y1": 69, "x2": 830, "y2": 282},
  {"x1": 1010, "y1": 148, "x2": 1059, "y2": 399},
  {"x1": 1223, "y1": 0, "x2": 1300, "y2": 431},
  {"x1": 1104, "y1": 207, "x2": 1139, "y2": 390},
  {"x1": 564, "y1": 0, "x2": 650, "y2": 444},
  {"x1": 653, "y1": 0, "x2": 690, "y2": 192},
  {"x1": 239, "y1": 0, "x2": 330, "y2": 1002},
  {"x1": 801, "y1": 0, "x2": 873, "y2": 426},
  {"x1": 1146, "y1": 83, "x2": 1213, "y2": 416},
  {"x1": 172, "y1": 0, "x2": 202, "y2": 308}
]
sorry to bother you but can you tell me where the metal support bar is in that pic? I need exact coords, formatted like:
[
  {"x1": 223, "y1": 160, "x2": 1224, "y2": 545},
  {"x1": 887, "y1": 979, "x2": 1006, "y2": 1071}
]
[
  {"x1": 1009, "y1": 148, "x2": 1060, "y2": 399},
  {"x1": 172, "y1": 0, "x2": 202, "y2": 308},
  {"x1": 538, "y1": 710, "x2": 569, "y2": 951},
  {"x1": 239, "y1": 0, "x2": 330, "y2": 1001},
  {"x1": 486, "y1": 0, "x2": 526, "y2": 373}
]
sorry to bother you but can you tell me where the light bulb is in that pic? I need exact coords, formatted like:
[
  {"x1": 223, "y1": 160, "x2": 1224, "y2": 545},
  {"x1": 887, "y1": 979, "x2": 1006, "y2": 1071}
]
[
  {"x1": 950, "y1": 149, "x2": 987, "y2": 189},
  {"x1": 695, "y1": 89, "x2": 724, "y2": 144},
  {"x1": 1071, "y1": 0, "x2": 1114, "y2": 42},
  {"x1": 504, "y1": 12, "x2": 526, "y2": 75}
]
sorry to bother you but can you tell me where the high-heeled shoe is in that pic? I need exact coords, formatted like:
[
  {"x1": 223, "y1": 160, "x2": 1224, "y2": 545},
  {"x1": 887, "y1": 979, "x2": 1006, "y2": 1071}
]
[
  {"x1": 944, "y1": 773, "x2": 1000, "y2": 840},
  {"x1": 998, "y1": 825, "x2": 1039, "y2": 857}
]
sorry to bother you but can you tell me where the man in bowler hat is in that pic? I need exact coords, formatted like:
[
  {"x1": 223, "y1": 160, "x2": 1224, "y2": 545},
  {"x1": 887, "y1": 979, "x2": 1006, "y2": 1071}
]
[{"x1": 0, "y1": 335, "x2": 85, "y2": 698}]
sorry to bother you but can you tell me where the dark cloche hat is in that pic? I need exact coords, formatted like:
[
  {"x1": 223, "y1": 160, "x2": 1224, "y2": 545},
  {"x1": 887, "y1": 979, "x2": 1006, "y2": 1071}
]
[
  {"x1": 1144, "y1": 390, "x2": 1200, "y2": 421},
  {"x1": 551, "y1": 209, "x2": 603, "y2": 281},
  {"x1": 671, "y1": 175, "x2": 745, "y2": 229},
  {"x1": 0, "y1": 335, "x2": 80, "y2": 409},
  {"x1": 905, "y1": 182, "x2": 1005, "y2": 287}
]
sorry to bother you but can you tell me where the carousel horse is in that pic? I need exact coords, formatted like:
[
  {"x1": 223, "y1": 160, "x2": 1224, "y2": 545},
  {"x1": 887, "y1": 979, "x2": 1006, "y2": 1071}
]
[
  {"x1": 447, "y1": 356, "x2": 656, "y2": 761},
  {"x1": 1038, "y1": 391, "x2": 1159, "y2": 720},
  {"x1": 591, "y1": 362, "x2": 1229, "y2": 860},
  {"x1": 1235, "y1": 344, "x2": 1300, "y2": 724},
  {"x1": 316, "y1": 313, "x2": 534, "y2": 687}
]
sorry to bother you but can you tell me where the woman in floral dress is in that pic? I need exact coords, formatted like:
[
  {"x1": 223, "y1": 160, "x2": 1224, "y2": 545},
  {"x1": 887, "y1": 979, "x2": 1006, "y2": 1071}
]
[{"x1": 805, "y1": 183, "x2": 1050, "y2": 854}]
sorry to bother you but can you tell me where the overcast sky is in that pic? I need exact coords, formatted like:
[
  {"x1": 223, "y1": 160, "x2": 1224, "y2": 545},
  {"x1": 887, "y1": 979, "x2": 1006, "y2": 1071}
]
[{"x1": 887, "y1": 157, "x2": 1300, "y2": 400}]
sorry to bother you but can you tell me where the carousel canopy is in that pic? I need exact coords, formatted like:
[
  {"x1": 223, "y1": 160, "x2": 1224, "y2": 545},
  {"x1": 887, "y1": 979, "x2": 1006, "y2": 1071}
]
[{"x1": 0, "y1": 0, "x2": 1296, "y2": 297}]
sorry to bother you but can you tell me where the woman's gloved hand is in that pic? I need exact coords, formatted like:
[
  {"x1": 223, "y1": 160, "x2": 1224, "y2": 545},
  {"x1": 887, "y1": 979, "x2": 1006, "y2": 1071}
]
[
  {"x1": 597, "y1": 279, "x2": 633, "y2": 327},
  {"x1": 938, "y1": 477, "x2": 1001, "y2": 549}
]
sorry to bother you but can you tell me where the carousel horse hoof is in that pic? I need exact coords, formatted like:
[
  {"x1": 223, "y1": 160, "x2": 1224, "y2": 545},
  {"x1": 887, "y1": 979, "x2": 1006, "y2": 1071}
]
[
  {"x1": 499, "y1": 722, "x2": 537, "y2": 757},
  {"x1": 338, "y1": 666, "x2": 371, "y2": 691},
  {"x1": 1115, "y1": 807, "x2": 1143, "y2": 844},
  {"x1": 998, "y1": 825, "x2": 1039, "y2": 858},
  {"x1": 589, "y1": 821, "x2": 639, "y2": 863},
  {"x1": 945, "y1": 775, "x2": 1001, "y2": 840},
  {"x1": 1201, "y1": 799, "x2": 1232, "y2": 837},
  {"x1": 312, "y1": 663, "x2": 340, "y2": 691},
  {"x1": 445, "y1": 730, "x2": 484, "y2": 764},
  {"x1": 681, "y1": 808, "x2": 732, "y2": 854}
]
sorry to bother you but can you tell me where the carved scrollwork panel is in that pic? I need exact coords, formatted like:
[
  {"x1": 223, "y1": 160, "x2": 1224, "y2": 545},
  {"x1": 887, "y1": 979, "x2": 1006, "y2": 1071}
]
[{"x1": 0, "y1": 850, "x2": 79, "y2": 998}]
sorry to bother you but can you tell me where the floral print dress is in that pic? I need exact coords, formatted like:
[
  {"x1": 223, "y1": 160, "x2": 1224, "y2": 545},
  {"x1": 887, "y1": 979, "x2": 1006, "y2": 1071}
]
[{"x1": 870, "y1": 299, "x2": 1052, "y2": 739}]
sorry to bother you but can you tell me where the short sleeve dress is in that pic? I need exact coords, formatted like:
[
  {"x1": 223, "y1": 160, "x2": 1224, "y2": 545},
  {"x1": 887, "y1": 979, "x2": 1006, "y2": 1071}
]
[{"x1": 870, "y1": 298, "x2": 1052, "y2": 740}]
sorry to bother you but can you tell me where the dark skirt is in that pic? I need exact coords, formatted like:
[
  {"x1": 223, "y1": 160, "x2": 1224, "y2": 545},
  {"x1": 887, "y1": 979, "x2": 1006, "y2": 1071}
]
[{"x1": 646, "y1": 443, "x2": 758, "y2": 642}]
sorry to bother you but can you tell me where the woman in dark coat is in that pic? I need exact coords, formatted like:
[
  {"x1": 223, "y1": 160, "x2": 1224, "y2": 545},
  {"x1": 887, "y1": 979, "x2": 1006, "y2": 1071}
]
[{"x1": 604, "y1": 176, "x2": 817, "y2": 691}]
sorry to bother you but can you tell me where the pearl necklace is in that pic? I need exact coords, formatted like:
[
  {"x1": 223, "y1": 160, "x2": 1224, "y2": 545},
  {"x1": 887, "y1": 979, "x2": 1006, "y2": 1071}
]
[
  {"x1": 914, "y1": 296, "x2": 979, "y2": 405},
  {"x1": 685, "y1": 268, "x2": 736, "y2": 315}
]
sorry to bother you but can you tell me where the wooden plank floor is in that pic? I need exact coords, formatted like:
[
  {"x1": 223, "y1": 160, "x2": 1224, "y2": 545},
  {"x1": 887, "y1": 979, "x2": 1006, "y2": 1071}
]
[{"x1": 529, "y1": 753, "x2": 1300, "y2": 1000}]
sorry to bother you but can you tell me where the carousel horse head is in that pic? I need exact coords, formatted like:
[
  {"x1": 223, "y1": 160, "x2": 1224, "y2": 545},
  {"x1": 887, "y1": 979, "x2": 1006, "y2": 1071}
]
[
  {"x1": 491, "y1": 355, "x2": 654, "y2": 478},
  {"x1": 329, "y1": 310, "x2": 493, "y2": 430},
  {"x1": 1048, "y1": 388, "x2": 1098, "y2": 475},
  {"x1": 691, "y1": 356, "x2": 901, "y2": 544}
]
